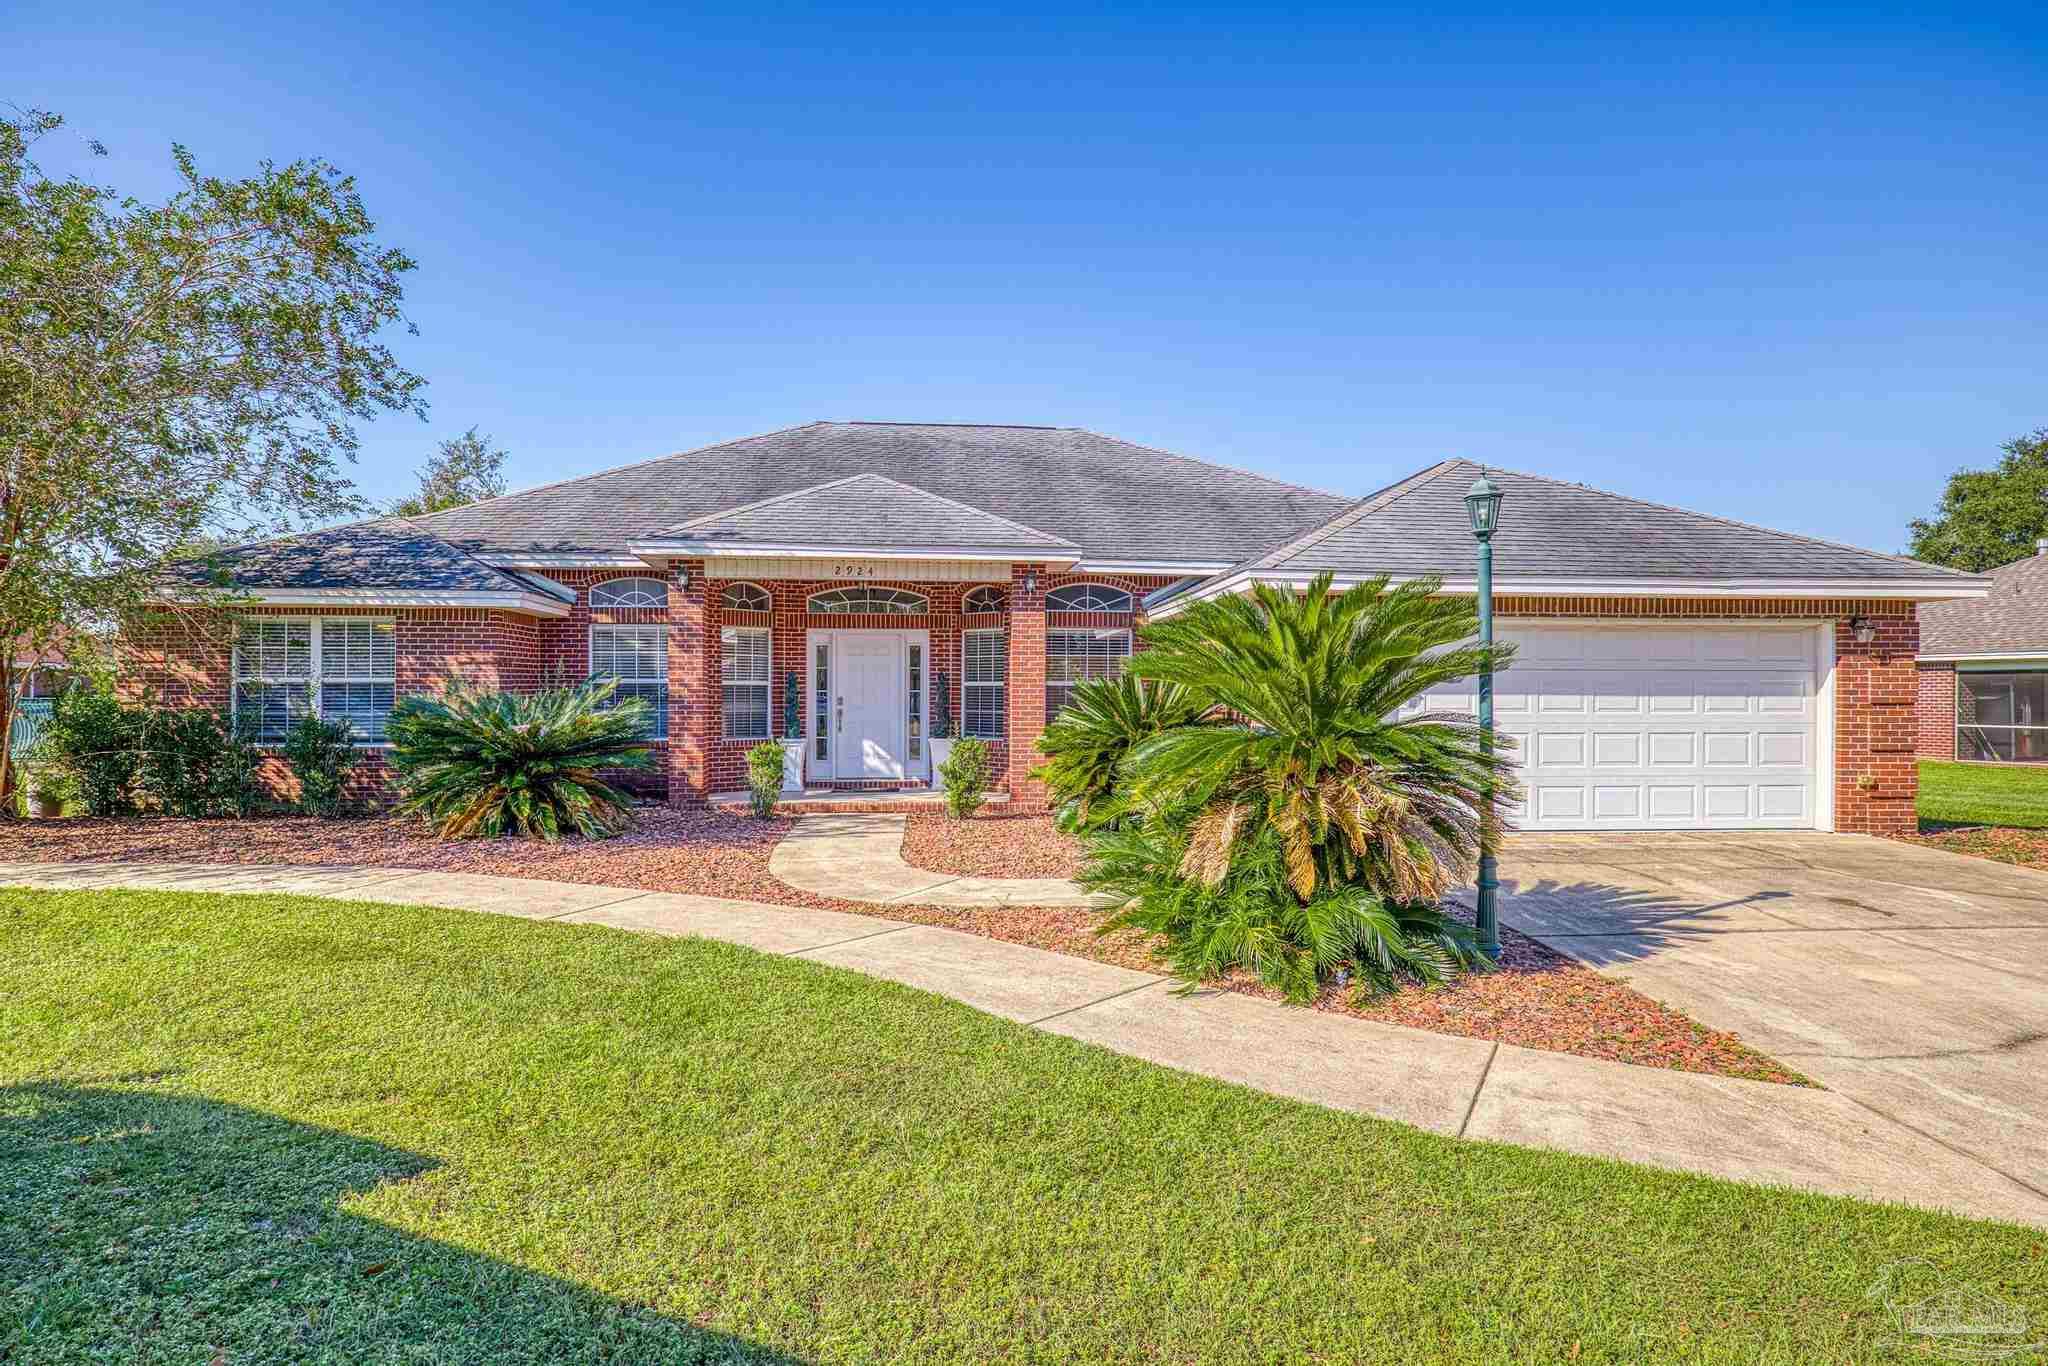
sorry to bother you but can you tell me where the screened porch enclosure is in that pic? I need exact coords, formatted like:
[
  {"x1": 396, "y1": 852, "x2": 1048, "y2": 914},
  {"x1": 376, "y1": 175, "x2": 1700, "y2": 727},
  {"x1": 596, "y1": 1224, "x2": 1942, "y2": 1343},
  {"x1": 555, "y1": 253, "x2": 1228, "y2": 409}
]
[{"x1": 1957, "y1": 669, "x2": 2048, "y2": 762}]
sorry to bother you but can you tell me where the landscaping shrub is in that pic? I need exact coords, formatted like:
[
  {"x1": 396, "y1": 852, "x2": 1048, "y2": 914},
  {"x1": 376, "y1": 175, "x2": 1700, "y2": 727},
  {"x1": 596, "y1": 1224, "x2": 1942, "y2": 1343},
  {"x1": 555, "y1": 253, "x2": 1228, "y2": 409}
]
[
  {"x1": 386, "y1": 679, "x2": 653, "y2": 840},
  {"x1": 135, "y1": 706, "x2": 264, "y2": 818},
  {"x1": 39, "y1": 687, "x2": 143, "y2": 816},
  {"x1": 280, "y1": 714, "x2": 361, "y2": 817},
  {"x1": 1080, "y1": 572, "x2": 1518, "y2": 1000},
  {"x1": 1034, "y1": 674, "x2": 1204, "y2": 833},
  {"x1": 938, "y1": 736, "x2": 992, "y2": 819},
  {"x1": 746, "y1": 741, "x2": 785, "y2": 818}
]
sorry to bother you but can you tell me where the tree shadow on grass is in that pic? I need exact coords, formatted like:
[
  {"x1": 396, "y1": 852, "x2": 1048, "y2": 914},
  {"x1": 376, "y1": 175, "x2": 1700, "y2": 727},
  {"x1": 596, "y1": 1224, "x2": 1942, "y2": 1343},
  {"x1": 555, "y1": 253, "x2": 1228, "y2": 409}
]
[{"x1": 0, "y1": 1081, "x2": 803, "y2": 1364}]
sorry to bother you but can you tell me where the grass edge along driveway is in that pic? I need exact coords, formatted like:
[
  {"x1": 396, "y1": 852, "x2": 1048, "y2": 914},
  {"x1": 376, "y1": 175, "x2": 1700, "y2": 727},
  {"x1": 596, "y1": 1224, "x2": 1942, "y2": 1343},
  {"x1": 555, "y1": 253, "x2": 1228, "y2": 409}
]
[
  {"x1": 5, "y1": 887, "x2": 2044, "y2": 1363},
  {"x1": 1918, "y1": 759, "x2": 2048, "y2": 829}
]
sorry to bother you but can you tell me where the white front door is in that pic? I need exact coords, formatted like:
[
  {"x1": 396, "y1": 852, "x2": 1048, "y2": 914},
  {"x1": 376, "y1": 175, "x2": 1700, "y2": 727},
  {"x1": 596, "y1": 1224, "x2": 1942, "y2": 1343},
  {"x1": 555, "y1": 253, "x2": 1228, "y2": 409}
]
[{"x1": 836, "y1": 633, "x2": 906, "y2": 780}]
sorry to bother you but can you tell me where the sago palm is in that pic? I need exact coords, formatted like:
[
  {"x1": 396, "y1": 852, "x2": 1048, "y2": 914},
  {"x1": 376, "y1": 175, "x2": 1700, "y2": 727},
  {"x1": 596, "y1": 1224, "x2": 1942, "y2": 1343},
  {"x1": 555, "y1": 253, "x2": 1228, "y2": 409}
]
[
  {"x1": 1033, "y1": 673, "x2": 1205, "y2": 833},
  {"x1": 386, "y1": 678, "x2": 654, "y2": 840},
  {"x1": 1124, "y1": 571, "x2": 1519, "y2": 912}
]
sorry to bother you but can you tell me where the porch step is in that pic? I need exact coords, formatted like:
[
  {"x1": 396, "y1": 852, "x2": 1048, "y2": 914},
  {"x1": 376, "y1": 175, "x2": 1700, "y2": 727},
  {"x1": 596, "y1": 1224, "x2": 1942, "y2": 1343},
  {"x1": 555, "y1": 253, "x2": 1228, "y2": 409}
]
[{"x1": 709, "y1": 788, "x2": 1015, "y2": 815}]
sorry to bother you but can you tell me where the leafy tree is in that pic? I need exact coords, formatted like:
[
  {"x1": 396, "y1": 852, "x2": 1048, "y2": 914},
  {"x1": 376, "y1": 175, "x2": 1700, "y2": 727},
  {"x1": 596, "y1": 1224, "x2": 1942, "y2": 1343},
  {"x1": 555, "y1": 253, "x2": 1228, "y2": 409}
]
[
  {"x1": 1083, "y1": 573, "x2": 1518, "y2": 1002},
  {"x1": 1908, "y1": 429, "x2": 2048, "y2": 571},
  {"x1": 0, "y1": 108, "x2": 424, "y2": 803},
  {"x1": 391, "y1": 427, "x2": 507, "y2": 517}
]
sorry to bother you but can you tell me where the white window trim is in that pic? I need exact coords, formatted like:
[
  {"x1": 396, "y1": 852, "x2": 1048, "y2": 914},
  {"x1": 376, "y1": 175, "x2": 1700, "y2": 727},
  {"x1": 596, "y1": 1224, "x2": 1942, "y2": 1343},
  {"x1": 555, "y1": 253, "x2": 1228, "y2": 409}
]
[
  {"x1": 720, "y1": 623, "x2": 773, "y2": 740},
  {"x1": 1045, "y1": 583, "x2": 1135, "y2": 613},
  {"x1": 589, "y1": 576, "x2": 671, "y2": 609},
  {"x1": 589, "y1": 623, "x2": 671, "y2": 740},
  {"x1": 718, "y1": 580, "x2": 773, "y2": 613},
  {"x1": 962, "y1": 584, "x2": 1008, "y2": 614},
  {"x1": 962, "y1": 627, "x2": 1007, "y2": 738},
  {"x1": 231, "y1": 617, "x2": 396, "y2": 747}
]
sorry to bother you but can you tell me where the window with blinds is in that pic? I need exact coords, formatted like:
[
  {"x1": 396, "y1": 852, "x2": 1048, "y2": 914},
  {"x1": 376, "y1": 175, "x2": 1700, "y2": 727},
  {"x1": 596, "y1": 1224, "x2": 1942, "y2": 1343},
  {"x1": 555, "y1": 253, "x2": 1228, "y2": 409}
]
[
  {"x1": 592, "y1": 625, "x2": 668, "y2": 739},
  {"x1": 963, "y1": 629, "x2": 1007, "y2": 737},
  {"x1": 1045, "y1": 630, "x2": 1130, "y2": 720},
  {"x1": 233, "y1": 620, "x2": 393, "y2": 743},
  {"x1": 721, "y1": 626, "x2": 771, "y2": 739}
]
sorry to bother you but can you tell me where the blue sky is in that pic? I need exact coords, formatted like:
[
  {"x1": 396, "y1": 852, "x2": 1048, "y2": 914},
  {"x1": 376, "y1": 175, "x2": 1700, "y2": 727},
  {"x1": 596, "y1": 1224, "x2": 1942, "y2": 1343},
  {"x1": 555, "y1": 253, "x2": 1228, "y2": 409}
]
[{"x1": 10, "y1": 3, "x2": 2045, "y2": 554}]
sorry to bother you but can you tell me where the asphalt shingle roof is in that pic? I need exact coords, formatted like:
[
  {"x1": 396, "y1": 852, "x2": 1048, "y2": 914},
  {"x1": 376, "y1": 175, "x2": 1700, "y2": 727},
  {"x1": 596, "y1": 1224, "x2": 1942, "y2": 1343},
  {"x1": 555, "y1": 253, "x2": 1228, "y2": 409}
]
[
  {"x1": 1245, "y1": 459, "x2": 1972, "y2": 583},
  {"x1": 415, "y1": 422, "x2": 1349, "y2": 564},
  {"x1": 662, "y1": 473, "x2": 1080, "y2": 553},
  {"x1": 168, "y1": 518, "x2": 541, "y2": 594},
  {"x1": 1918, "y1": 548, "x2": 2048, "y2": 655}
]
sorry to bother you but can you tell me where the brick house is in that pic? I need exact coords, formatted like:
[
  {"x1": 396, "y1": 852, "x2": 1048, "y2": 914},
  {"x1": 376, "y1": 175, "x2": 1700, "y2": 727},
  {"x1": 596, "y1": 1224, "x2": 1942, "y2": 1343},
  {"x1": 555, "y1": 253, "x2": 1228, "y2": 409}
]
[
  {"x1": 1914, "y1": 539, "x2": 2048, "y2": 764},
  {"x1": 136, "y1": 422, "x2": 1984, "y2": 834}
]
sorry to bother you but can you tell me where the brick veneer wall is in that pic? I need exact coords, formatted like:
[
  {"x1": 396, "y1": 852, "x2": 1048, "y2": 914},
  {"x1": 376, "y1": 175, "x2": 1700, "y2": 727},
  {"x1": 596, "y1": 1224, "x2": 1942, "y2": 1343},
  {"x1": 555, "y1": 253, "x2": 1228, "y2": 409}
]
[
  {"x1": 116, "y1": 604, "x2": 557, "y2": 804},
  {"x1": 1493, "y1": 595, "x2": 1920, "y2": 837},
  {"x1": 1915, "y1": 662, "x2": 1957, "y2": 761},
  {"x1": 120, "y1": 584, "x2": 1921, "y2": 832}
]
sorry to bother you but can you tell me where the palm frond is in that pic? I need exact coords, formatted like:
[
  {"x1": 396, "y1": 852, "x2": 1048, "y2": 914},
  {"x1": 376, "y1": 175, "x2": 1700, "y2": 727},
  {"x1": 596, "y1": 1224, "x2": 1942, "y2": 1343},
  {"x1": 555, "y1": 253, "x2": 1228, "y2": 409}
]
[{"x1": 386, "y1": 678, "x2": 653, "y2": 841}]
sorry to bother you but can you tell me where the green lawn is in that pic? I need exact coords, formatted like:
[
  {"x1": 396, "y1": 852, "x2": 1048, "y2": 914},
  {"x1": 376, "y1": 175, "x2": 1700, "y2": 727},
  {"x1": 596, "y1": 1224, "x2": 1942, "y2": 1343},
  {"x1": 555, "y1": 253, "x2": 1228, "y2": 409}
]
[
  {"x1": 4, "y1": 890, "x2": 2043, "y2": 1363},
  {"x1": 1918, "y1": 759, "x2": 2048, "y2": 829}
]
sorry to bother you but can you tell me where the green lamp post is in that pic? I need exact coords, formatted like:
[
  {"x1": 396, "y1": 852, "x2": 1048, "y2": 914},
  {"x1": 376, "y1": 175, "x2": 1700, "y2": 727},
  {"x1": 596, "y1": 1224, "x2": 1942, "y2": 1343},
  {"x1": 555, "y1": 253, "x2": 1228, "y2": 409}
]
[{"x1": 1464, "y1": 473, "x2": 1506, "y2": 960}]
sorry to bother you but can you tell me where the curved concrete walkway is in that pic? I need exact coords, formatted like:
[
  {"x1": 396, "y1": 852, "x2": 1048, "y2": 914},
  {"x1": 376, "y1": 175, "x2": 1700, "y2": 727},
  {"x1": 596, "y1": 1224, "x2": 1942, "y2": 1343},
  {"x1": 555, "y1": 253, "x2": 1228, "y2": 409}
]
[
  {"x1": 770, "y1": 812, "x2": 1106, "y2": 908},
  {"x1": 5, "y1": 855, "x2": 2044, "y2": 1228}
]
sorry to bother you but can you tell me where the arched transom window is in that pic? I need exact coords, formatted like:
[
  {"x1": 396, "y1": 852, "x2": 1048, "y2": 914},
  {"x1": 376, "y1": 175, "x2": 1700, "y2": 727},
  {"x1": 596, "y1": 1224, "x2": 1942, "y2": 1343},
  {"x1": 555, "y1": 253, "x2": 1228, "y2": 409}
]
[
  {"x1": 962, "y1": 585, "x2": 1006, "y2": 614},
  {"x1": 590, "y1": 576, "x2": 668, "y2": 609},
  {"x1": 1045, "y1": 583, "x2": 1132, "y2": 612},
  {"x1": 807, "y1": 586, "x2": 928, "y2": 615},
  {"x1": 719, "y1": 582, "x2": 772, "y2": 612}
]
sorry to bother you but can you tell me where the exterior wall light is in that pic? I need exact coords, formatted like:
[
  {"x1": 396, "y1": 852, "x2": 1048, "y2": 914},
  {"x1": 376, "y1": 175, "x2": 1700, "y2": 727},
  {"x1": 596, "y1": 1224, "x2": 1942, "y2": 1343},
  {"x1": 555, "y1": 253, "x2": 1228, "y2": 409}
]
[{"x1": 1850, "y1": 617, "x2": 1877, "y2": 645}]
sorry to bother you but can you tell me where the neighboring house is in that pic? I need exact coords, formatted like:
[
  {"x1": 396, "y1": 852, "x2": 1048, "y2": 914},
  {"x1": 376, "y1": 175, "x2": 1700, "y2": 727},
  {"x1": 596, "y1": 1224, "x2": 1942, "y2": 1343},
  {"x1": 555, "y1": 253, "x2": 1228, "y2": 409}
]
[
  {"x1": 1915, "y1": 539, "x2": 2048, "y2": 764},
  {"x1": 131, "y1": 421, "x2": 1984, "y2": 835}
]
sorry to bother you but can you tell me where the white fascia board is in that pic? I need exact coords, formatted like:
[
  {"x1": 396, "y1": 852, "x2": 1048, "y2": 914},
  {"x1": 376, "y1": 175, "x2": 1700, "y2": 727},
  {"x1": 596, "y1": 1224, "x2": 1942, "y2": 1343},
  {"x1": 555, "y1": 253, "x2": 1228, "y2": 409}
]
[
  {"x1": 627, "y1": 539, "x2": 1081, "y2": 566},
  {"x1": 1072, "y1": 560, "x2": 1236, "y2": 574},
  {"x1": 479, "y1": 553, "x2": 651, "y2": 569},
  {"x1": 1148, "y1": 570, "x2": 1992, "y2": 618},
  {"x1": 1919, "y1": 651, "x2": 2048, "y2": 665},
  {"x1": 175, "y1": 587, "x2": 573, "y2": 617}
]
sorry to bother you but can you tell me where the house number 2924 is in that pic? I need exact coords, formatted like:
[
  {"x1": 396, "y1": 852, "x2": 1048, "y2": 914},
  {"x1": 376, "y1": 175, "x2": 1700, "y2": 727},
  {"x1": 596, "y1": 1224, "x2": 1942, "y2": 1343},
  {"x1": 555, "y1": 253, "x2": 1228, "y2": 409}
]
[{"x1": 830, "y1": 563, "x2": 878, "y2": 578}]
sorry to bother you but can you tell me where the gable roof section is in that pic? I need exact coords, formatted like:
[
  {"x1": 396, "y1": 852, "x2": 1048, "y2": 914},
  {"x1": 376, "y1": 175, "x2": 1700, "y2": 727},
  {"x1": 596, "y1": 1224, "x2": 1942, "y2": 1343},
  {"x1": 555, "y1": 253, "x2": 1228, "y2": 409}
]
[
  {"x1": 415, "y1": 422, "x2": 1349, "y2": 566},
  {"x1": 645, "y1": 473, "x2": 1080, "y2": 559},
  {"x1": 157, "y1": 518, "x2": 574, "y2": 614},
  {"x1": 1919, "y1": 548, "x2": 2048, "y2": 658}
]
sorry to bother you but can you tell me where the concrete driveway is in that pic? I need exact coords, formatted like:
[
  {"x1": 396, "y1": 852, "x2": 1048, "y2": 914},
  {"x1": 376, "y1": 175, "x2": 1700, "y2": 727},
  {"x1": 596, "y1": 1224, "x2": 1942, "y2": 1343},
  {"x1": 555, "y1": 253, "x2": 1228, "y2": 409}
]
[{"x1": 1496, "y1": 831, "x2": 2048, "y2": 1206}]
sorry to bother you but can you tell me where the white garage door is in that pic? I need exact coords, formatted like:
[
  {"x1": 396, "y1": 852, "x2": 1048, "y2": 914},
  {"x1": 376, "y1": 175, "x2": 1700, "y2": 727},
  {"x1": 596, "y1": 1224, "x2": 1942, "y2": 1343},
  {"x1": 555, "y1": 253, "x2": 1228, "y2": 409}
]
[{"x1": 1406, "y1": 624, "x2": 1822, "y2": 831}]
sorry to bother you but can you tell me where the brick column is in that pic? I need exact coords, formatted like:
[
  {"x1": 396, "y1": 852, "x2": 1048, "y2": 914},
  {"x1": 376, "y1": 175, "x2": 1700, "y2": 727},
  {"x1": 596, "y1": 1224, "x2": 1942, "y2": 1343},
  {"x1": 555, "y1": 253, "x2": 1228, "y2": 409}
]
[
  {"x1": 668, "y1": 560, "x2": 713, "y2": 806},
  {"x1": 1833, "y1": 608, "x2": 1919, "y2": 836},
  {"x1": 1915, "y1": 662, "x2": 1957, "y2": 761},
  {"x1": 1006, "y1": 563, "x2": 1048, "y2": 808}
]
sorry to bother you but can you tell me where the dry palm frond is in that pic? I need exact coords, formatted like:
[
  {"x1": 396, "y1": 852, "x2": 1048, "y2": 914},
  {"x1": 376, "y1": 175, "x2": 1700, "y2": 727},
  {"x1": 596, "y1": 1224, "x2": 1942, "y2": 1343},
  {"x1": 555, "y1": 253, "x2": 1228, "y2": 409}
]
[{"x1": 1178, "y1": 800, "x2": 1249, "y2": 886}]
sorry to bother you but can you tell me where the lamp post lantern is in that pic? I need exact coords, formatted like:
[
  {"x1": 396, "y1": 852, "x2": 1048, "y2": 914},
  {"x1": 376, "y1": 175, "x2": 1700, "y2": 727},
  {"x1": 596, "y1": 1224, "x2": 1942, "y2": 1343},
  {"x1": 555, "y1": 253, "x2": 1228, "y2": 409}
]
[{"x1": 1464, "y1": 473, "x2": 1506, "y2": 960}]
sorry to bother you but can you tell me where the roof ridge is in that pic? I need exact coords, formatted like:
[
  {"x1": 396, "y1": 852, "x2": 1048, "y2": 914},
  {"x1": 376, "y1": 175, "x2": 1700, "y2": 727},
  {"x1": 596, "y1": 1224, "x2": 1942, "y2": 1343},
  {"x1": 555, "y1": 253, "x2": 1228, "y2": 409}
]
[
  {"x1": 843, "y1": 420, "x2": 1069, "y2": 430},
  {"x1": 1071, "y1": 429, "x2": 1352, "y2": 502},
  {"x1": 1447, "y1": 459, "x2": 1976, "y2": 578},
  {"x1": 408, "y1": 422, "x2": 829, "y2": 525},
  {"x1": 660, "y1": 472, "x2": 1077, "y2": 546},
  {"x1": 1243, "y1": 459, "x2": 1467, "y2": 571}
]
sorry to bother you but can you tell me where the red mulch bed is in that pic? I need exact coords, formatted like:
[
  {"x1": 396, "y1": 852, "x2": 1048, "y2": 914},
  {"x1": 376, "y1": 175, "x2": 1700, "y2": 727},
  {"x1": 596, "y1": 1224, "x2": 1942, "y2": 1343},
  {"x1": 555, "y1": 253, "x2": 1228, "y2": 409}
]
[
  {"x1": 1901, "y1": 826, "x2": 2048, "y2": 872},
  {"x1": 901, "y1": 811, "x2": 1083, "y2": 879},
  {"x1": 1, "y1": 808, "x2": 1806, "y2": 1086}
]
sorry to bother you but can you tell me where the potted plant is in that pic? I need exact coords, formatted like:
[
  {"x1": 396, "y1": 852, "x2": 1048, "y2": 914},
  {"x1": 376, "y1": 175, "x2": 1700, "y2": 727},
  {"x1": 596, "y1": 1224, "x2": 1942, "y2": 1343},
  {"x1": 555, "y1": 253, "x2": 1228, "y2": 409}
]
[
  {"x1": 929, "y1": 670, "x2": 956, "y2": 781},
  {"x1": 779, "y1": 670, "x2": 806, "y2": 794}
]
